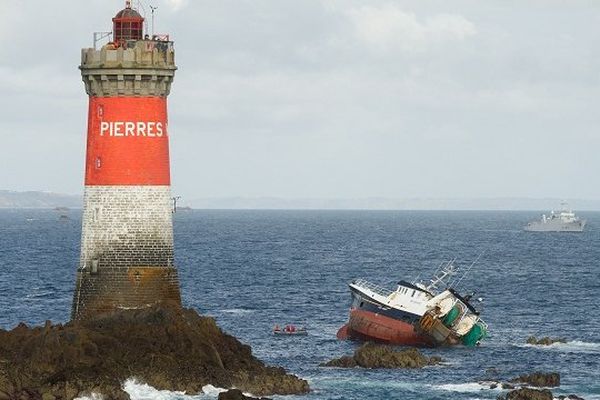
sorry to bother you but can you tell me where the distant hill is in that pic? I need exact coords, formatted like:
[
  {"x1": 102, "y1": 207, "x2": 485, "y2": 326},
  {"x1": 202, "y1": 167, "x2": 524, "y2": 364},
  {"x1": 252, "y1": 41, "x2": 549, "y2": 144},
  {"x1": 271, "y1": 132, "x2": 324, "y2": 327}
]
[
  {"x1": 187, "y1": 197, "x2": 600, "y2": 211},
  {"x1": 2, "y1": 191, "x2": 600, "y2": 211},
  {"x1": 0, "y1": 191, "x2": 81, "y2": 209}
]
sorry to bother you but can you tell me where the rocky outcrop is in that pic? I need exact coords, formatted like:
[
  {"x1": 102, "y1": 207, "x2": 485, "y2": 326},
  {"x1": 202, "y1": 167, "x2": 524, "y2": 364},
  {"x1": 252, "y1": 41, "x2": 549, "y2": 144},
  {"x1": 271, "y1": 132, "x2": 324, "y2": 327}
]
[
  {"x1": 512, "y1": 372, "x2": 560, "y2": 387},
  {"x1": 321, "y1": 343, "x2": 442, "y2": 369},
  {"x1": 498, "y1": 388, "x2": 553, "y2": 400},
  {"x1": 0, "y1": 307, "x2": 309, "y2": 400},
  {"x1": 321, "y1": 356, "x2": 358, "y2": 368},
  {"x1": 526, "y1": 336, "x2": 567, "y2": 346},
  {"x1": 484, "y1": 368, "x2": 585, "y2": 400},
  {"x1": 498, "y1": 388, "x2": 586, "y2": 400},
  {"x1": 218, "y1": 389, "x2": 272, "y2": 400}
]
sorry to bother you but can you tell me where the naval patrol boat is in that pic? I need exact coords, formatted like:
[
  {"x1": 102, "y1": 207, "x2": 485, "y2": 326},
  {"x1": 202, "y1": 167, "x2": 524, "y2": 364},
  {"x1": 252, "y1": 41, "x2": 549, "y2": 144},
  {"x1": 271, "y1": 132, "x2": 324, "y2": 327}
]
[{"x1": 525, "y1": 203, "x2": 586, "y2": 232}]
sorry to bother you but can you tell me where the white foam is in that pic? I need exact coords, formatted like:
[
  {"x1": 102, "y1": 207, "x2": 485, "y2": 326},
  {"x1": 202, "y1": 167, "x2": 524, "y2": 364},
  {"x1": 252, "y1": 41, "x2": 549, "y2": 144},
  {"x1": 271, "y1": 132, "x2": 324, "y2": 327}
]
[
  {"x1": 123, "y1": 379, "x2": 186, "y2": 399},
  {"x1": 312, "y1": 375, "x2": 422, "y2": 391},
  {"x1": 218, "y1": 309, "x2": 255, "y2": 315},
  {"x1": 435, "y1": 382, "x2": 486, "y2": 393},
  {"x1": 522, "y1": 340, "x2": 600, "y2": 354},
  {"x1": 123, "y1": 379, "x2": 235, "y2": 400},
  {"x1": 199, "y1": 385, "x2": 228, "y2": 397}
]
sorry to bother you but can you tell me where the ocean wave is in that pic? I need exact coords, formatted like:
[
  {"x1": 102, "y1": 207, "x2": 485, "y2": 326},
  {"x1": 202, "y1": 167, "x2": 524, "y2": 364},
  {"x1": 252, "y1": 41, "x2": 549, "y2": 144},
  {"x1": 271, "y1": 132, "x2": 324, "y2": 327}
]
[
  {"x1": 123, "y1": 379, "x2": 187, "y2": 399},
  {"x1": 522, "y1": 340, "x2": 600, "y2": 354},
  {"x1": 25, "y1": 291, "x2": 56, "y2": 300},
  {"x1": 76, "y1": 380, "x2": 260, "y2": 400},
  {"x1": 434, "y1": 381, "x2": 501, "y2": 393},
  {"x1": 432, "y1": 382, "x2": 490, "y2": 393},
  {"x1": 122, "y1": 379, "x2": 236, "y2": 399},
  {"x1": 199, "y1": 385, "x2": 229, "y2": 397},
  {"x1": 218, "y1": 308, "x2": 256, "y2": 315},
  {"x1": 311, "y1": 375, "x2": 423, "y2": 391}
]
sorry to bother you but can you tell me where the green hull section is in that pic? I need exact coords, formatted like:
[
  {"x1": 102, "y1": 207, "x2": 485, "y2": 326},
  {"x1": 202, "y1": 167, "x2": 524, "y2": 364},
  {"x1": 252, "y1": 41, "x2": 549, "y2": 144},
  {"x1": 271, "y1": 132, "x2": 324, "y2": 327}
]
[
  {"x1": 442, "y1": 306, "x2": 460, "y2": 327},
  {"x1": 462, "y1": 322, "x2": 487, "y2": 347}
]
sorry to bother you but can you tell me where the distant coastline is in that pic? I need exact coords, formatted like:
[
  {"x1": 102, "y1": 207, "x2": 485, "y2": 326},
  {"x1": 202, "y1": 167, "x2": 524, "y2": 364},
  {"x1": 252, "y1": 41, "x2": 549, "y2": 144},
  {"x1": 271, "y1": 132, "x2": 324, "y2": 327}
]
[
  {"x1": 187, "y1": 197, "x2": 600, "y2": 211},
  {"x1": 0, "y1": 190, "x2": 82, "y2": 209},
  {"x1": 3, "y1": 190, "x2": 600, "y2": 211}
]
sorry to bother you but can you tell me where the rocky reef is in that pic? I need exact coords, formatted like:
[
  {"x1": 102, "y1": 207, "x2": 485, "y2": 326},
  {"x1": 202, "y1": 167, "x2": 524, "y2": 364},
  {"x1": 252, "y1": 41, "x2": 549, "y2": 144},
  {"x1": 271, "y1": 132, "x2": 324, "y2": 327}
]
[
  {"x1": 218, "y1": 389, "x2": 271, "y2": 400},
  {"x1": 488, "y1": 371, "x2": 585, "y2": 400},
  {"x1": 0, "y1": 306, "x2": 309, "y2": 400},
  {"x1": 321, "y1": 343, "x2": 442, "y2": 369},
  {"x1": 498, "y1": 388, "x2": 554, "y2": 400},
  {"x1": 511, "y1": 372, "x2": 560, "y2": 387},
  {"x1": 498, "y1": 388, "x2": 586, "y2": 400},
  {"x1": 526, "y1": 336, "x2": 567, "y2": 346}
]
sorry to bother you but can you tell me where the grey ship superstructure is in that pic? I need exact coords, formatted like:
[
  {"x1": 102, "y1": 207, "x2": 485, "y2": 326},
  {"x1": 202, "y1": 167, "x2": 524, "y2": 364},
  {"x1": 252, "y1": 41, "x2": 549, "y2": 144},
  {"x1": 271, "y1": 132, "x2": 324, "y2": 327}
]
[{"x1": 525, "y1": 204, "x2": 586, "y2": 232}]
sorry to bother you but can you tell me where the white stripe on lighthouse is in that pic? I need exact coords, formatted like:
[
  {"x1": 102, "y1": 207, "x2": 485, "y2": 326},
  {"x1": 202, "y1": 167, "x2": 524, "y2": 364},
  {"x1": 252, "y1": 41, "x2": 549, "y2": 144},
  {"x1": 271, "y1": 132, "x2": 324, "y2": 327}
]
[{"x1": 79, "y1": 185, "x2": 175, "y2": 270}]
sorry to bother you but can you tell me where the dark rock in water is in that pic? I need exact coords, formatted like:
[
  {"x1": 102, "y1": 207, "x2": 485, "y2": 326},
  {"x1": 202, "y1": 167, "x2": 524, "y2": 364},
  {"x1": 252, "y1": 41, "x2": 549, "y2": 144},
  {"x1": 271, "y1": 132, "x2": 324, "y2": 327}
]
[
  {"x1": 526, "y1": 336, "x2": 567, "y2": 346},
  {"x1": 512, "y1": 372, "x2": 560, "y2": 387},
  {"x1": 498, "y1": 388, "x2": 553, "y2": 400},
  {"x1": 321, "y1": 343, "x2": 442, "y2": 369},
  {"x1": 321, "y1": 355, "x2": 358, "y2": 368},
  {"x1": 218, "y1": 389, "x2": 272, "y2": 400},
  {"x1": 557, "y1": 395, "x2": 586, "y2": 400},
  {"x1": 0, "y1": 307, "x2": 309, "y2": 400},
  {"x1": 502, "y1": 383, "x2": 516, "y2": 390}
]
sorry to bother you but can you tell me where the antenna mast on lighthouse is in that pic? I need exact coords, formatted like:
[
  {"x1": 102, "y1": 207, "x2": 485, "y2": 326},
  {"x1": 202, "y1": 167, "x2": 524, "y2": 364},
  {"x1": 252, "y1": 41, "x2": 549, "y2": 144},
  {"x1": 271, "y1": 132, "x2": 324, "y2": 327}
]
[{"x1": 150, "y1": 5, "x2": 158, "y2": 36}]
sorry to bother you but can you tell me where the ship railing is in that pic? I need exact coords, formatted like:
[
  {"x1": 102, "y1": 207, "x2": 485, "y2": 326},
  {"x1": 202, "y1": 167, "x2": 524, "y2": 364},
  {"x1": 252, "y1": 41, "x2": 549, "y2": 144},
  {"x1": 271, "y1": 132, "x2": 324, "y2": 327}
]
[{"x1": 352, "y1": 278, "x2": 394, "y2": 297}]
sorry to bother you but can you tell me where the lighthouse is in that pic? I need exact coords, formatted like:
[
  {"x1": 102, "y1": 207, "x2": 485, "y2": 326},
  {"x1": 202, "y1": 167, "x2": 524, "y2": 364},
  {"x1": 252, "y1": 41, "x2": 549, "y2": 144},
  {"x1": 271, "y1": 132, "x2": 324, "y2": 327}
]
[{"x1": 72, "y1": 2, "x2": 182, "y2": 320}]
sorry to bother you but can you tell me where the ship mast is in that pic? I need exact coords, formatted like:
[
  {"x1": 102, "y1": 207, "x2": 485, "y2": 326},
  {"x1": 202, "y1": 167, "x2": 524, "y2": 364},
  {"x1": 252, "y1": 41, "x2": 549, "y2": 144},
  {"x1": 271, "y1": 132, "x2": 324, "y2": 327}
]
[{"x1": 426, "y1": 259, "x2": 457, "y2": 292}]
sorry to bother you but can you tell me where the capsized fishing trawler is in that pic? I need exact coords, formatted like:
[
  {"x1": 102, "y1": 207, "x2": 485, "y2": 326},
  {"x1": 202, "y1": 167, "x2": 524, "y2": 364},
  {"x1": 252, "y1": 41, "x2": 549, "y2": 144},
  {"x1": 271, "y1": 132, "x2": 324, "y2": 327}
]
[
  {"x1": 337, "y1": 260, "x2": 488, "y2": 347},
  {"x1": 525, "y1": 203, "x2": 586, "y2": 232}
]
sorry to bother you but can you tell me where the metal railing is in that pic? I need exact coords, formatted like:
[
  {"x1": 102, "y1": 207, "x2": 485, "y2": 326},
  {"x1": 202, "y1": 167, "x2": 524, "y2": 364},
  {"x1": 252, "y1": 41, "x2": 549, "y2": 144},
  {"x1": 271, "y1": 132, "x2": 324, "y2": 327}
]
[
  {"x1": 91, "y1": 32, "x2": 173, "y2": 52},
  {"x1": 352, "y1": 278, "x2": 394, "y2": 297}
]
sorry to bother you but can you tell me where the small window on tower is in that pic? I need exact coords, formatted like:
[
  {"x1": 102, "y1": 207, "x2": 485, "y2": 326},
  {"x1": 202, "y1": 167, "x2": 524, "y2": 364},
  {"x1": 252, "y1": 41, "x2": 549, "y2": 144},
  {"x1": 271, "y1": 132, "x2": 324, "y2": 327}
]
[
  {"x1": 96, "y1": 157, "x2": 102, "y2": 169},
  {"x1": 93, "y1": 207, "x2": 101, "y2": 223}
]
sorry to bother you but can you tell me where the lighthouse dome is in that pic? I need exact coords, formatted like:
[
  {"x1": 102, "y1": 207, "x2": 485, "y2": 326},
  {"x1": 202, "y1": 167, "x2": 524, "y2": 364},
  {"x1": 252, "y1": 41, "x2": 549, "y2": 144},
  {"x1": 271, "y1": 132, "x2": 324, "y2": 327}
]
[
  {"x1": 113, "y1": 3, "x2": 145, "y2": 44},
  {"x1": 114, "y1": 8, "x2": 143, "y2": 20}
]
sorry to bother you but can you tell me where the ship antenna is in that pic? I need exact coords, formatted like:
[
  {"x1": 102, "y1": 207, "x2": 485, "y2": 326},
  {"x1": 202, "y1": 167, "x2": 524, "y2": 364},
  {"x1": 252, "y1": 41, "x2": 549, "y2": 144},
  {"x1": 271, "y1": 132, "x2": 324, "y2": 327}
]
[
  {"x1": 453, "y1": 251, "x2": 485, "y2": 290},
  {"x1": 426, "y1": 258, "x2": 457, "y2": 292},
  {"x1": 424, "y1": 260, "x2": 446, "y2": 285}
]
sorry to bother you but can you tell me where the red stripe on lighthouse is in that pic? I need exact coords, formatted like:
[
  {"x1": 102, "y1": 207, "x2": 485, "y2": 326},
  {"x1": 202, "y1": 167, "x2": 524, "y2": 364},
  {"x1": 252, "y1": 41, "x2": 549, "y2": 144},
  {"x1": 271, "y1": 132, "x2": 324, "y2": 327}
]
[{"x1": 85, "y1": 97, "x2": 171, "y2": 186}]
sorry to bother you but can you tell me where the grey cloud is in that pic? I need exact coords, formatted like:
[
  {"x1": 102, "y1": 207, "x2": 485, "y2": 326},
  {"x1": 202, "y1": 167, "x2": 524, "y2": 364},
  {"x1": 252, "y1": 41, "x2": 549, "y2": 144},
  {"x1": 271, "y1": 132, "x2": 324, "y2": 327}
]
[{"x1": 1, "y1": 0, "x2": 599, "y2": 200}]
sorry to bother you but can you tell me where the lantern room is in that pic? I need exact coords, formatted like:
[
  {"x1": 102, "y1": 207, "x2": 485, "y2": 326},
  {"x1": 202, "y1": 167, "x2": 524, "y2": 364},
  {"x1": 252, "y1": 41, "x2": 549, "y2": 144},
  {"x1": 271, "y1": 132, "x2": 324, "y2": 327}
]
[{"x1": 113, "y1": 1, "x2": 144, "y2": 44}]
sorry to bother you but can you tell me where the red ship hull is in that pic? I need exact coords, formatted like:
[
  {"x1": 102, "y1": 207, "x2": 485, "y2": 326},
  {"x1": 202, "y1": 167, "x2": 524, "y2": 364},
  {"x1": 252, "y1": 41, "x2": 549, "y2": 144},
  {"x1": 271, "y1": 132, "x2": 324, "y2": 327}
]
[{"x1": 337, "y1": 309, "x2": 431, "y2": 347}]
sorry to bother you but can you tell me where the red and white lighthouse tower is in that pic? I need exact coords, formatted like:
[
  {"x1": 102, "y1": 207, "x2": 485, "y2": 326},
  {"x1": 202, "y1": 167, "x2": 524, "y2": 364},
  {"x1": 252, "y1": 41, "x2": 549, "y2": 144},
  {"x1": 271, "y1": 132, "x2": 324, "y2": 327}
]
[{"x1": 72, "y1": 2, "x2": 182, "y2": 320}]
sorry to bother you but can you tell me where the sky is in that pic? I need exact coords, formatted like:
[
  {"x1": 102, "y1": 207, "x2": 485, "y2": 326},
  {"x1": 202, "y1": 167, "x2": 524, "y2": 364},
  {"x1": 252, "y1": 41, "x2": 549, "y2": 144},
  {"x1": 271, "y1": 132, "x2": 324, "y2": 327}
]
[{"x1": 0, "y1": 0, "x2": 599, "y2": 200}]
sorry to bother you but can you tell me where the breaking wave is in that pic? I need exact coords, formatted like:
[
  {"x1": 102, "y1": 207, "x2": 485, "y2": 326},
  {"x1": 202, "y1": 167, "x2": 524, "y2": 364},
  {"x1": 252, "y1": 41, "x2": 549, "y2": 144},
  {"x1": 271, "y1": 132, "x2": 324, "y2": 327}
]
[
  {"x1": 434, "y1": 382, "x2": 499, "y2": 393},
  {"x1": 121, "y1": 379, "x2": 262, "y2": 400},
  {"x1": 218, "y1": 308, "x2": 256, "y2": 315},
  {"x1": 311, "y1": 375, "x2": 424, "y2": 391},
  {"x1": 74, "y1": 379, "x2": 231, "y2": 400},
  {"x1": 522, "y1": 340, "x2": 600, "y2": 354},
  {"x1": 123, "y1": 379, "x2": 188, "y2": 399}
]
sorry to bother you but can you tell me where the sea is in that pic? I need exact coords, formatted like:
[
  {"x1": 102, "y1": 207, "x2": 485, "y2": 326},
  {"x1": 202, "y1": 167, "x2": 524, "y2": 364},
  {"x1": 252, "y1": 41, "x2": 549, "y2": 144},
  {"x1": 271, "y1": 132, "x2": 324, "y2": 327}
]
[{"x1": 1, "y1": 209, "x2": 599, "y2": 400}]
